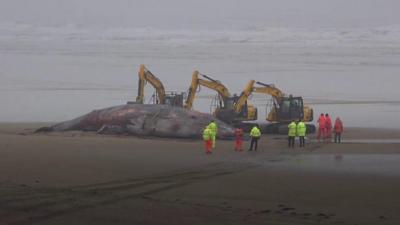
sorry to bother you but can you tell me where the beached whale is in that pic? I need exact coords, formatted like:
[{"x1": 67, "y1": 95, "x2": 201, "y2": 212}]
[{"x1": 37, "y1": 104, "x2": 235, "y2": 139}]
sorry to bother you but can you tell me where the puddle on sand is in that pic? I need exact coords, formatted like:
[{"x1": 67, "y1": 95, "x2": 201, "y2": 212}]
[
  {"x1": 341, "y1": 139, "x2": 400, "y2": 144},
  {"x1": 309, "y1": 139, "x2": 400, "y2": 144},
  {"x1": 271, "y1": 154, "x2": 400, "y2": 176}
]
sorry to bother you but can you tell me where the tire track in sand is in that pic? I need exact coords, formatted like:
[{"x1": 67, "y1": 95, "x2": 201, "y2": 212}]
[{"x1": 0, "y1": 162, "x2": 257, "y2": 225}]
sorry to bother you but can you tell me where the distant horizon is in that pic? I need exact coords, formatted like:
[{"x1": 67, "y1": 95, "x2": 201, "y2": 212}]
[
  {"x1": 2, "y1": 20, "x2": 400, "y2": 31},
  {"x1": 0, "y1": 0, "x2": 399, "y2": 29}
]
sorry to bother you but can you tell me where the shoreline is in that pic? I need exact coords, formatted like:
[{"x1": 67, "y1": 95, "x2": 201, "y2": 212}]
[{"x1": 1, "y1": 122, "x2": 400, "y2": 138}]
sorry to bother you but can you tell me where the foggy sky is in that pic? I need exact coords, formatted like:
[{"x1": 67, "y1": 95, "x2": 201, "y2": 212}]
[{"x1": 0, "y1": 0, "x2": 399, "y2": 29}]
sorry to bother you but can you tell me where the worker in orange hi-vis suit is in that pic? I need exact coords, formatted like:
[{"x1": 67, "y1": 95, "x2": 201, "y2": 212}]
[
  {"x1": 324, "y1": 113, "x2": 333, "y2": 143},
  {"x1": 317, "y1": 113, "x2": 326, "y2": 143},
  {"x1": 234, "y1": 128, "x2": 244, "y2": 151},
  {"x1": 334, "y1": 117, "x2": 344, "y2": 143}
]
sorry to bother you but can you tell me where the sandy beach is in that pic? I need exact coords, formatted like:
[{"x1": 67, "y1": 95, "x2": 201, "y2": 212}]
[{"x1": 0, "y1": 123, "x2": 399, "y2": 225}]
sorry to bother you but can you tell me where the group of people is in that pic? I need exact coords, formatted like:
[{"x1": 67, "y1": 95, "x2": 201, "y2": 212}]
[
  {"x1": 202, "y1": 121, "x2": 262, "y2": 154},
  {"x1": 202, "y1": 114, "x2": 344, "y2": 154},
  {"x1": 287, "y1": 119, "x2": 307, "y2": 148},
  {"x1": 317, "y1": 113, "x2": 344, "y2": 143}
]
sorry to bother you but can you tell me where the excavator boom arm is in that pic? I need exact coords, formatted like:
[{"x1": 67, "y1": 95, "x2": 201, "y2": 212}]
[
  {"x1": 197, "y1": 80, "x2": 230, "y2": 98},
  {"x1": 135, "y1": 65, "x2": 146, "y2": 103},
  {"x1": 252, "y1": 81, "x2": 284, "y2": 101},
  {"x1": 135, "y1": 64, "x2": 166, "y2": 104},
  {"x1": 234, "y1": 80, "x2": 255, "y2": 113},
  {"x1": 184, "y1": 71, "x2": 231, "y2": 110},
  {"x1": 184, "y1": 71, "x2": 199, "y2": 110}
]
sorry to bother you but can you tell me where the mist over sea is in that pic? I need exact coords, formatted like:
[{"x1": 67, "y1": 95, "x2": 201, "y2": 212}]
[{"x1": 1, "y1": 22, "x2": 400, "y2": 128}]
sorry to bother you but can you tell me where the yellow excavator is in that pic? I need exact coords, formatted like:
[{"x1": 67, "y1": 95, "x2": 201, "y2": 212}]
[
  {"x1": 134, "y1": 64, "x2": 184, "y2": 107},
  {"x1": 209, "y1": 79, "x2": 314, "y2": 133},
  {"x1": 252, "y1": 81, "x2": 315, "y2": 133},
  {"x1": 213, "y1": 79, "x2": 258, "y2": 123},
  {"x1": 184, "y1": 71, "x2": 257, "y2": 122},
  {"x1": 184, "y1": 71, "x2": 230, "y2": 110}
]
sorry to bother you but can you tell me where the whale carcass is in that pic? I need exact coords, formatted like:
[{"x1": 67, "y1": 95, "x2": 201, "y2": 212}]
[{"x1": 37, "y1": 104, "x2": 235, "y2": 139}]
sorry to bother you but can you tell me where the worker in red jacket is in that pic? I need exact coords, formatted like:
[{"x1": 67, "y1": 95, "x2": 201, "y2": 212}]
[
  {"x1": 234, "y1": 127, "x2": 244, "y2": 151},
  {"x1": 325, "y1": 113, "x2": 332, "y2": 142},
  {"x1": 334, "y1": 117, "x2": 344, "y2": 143},
  {"x1": 317, "y1": 113, "x2": 326, "y2": 143}
]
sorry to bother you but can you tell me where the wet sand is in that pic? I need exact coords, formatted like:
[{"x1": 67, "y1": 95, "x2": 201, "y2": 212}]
[{"x1": 0, "y1": 123, "x2": 400, "y2": 225}]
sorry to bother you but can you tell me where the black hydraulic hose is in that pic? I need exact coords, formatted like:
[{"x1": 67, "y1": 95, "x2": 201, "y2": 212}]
[{"x1": 200, "y1": 73, "x2": 219, "y2": 83}]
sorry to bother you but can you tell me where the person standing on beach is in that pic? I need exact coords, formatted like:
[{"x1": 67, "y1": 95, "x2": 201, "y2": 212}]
[
  {"x1": 207, "y1": 120, "x2": 217, "y2": 149},
  {"x1": 234, "y1": 127, "x2": 244, "y2": 151},
  {"x1": 248, "y1": 124, "x2": 261, "y2": 151},
  {"x1": 202, "y1": 126, "x2": 212, "y2": 154},
  {"x1": 317, "y1": 113, "x2": 326, "y2": 143},
  {"x1": 334, "y1": 117, "x2": 344, "y2": 143},
  {"x1": 325, "y1": 113, "x2": 333, "y2": 142},
  {"x1": 288, "y1": 120, "x2": 297, "y2": 148},
  {"x1": 297, "y1": 119, "x2": 307, "y2": 147}
]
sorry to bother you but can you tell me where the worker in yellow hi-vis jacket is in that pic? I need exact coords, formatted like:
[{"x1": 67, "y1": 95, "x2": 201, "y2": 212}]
[
  {"x1": 248, "y1": 124, "x2": 261, "y2": 151},
  {"x1": 288, "y1": 120, "x2": 297, "y2": 148},
  {"x1": 297, "y1": 120, "x2": 307, "y2": 148},
  {"x1": 207, "y1": 120, "x2": 217, "y2": 149}
]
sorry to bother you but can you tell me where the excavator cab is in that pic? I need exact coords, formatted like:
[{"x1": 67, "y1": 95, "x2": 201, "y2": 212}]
[
  {"x1": 229, "y1": 97, "x2": 257, "y2": 121},
  {"x1": 164, "y1": 92, "x2": 185, "y2": 107},
  {"x1": 267, "y1": 95, "x2": 304, "y2": 122},
  {"x1": 224, "y1": 96, "x2": 236, "y2": 110},
  {"x1": 214, "y1": 94, "x2": 257, "y2": 123},
  {"x1": 276, "y1": 95, "x2": 304, "y2": 122},
  {"x1": 265, "y1": 95, "x2": 315, "y2": 134}
]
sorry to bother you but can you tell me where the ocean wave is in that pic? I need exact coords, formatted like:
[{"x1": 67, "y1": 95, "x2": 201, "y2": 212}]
[{"x1": 1, "y1": 22, "x2": 400, "y2": 46}]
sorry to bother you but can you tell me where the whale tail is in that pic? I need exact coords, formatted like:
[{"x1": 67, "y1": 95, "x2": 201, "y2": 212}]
[{"x1": 35, "y1": 126, "x2": 54, "y2": 133}]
